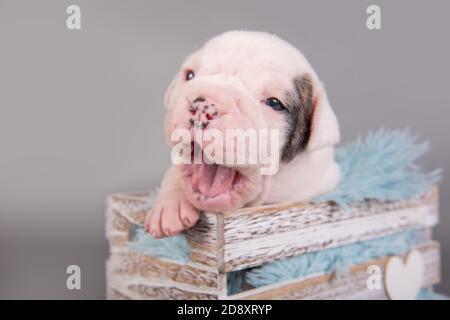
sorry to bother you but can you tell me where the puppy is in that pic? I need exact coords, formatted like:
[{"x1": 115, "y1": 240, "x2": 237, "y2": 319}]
[{"x1": 144, "y1": 31, "x2": 340, "y2": 239}]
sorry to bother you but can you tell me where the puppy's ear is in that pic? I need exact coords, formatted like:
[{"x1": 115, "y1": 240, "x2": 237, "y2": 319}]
[
  {"x1": 281, "y1": 75, "x2": 314, "y2": 162},
  {"x1": 281, "y1": 75, "x2": 340, "y2": 162},
  {"x1": 306, "y1": 81, "x2": 340, "y2": 152}
]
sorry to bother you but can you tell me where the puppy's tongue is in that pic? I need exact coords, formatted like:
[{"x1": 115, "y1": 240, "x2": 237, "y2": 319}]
[{"x1": 191, "y1": 164, "x2": 237, "y2": 197}]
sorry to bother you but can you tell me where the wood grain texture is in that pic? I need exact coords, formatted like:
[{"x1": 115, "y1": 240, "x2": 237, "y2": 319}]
[
  {"x1": 107, "y1": 272, "x2": 219, "y2": 300},
  {"x1": 108, "y1": 251, "x2": 219, "y2": 289},
  {"x1": 227, "y1": 241, "x2": 440, "y2": 300},
  {"x1": 222, "y1": 188, "x2": 439, "y2": 271},
  {"x1": 105, "y1": 187, "x2": 441, "y2": 300},
  {"x1": 105, "y1": 193, "x2": 149, "y2": 254},
  {"x1": 108, "y1": 282, "x2": 218, "y2": 300},
  {"x1": 107, "y1": 288, "x2": 131, "y2": 300},
  {"x1": 106, "y1": 192, "x2": 148, "y2": 233},
  {"x1": 106, "y1": 192, "x2": 224, "y2": 298},
  {"x1": 107, "y1": 187, "x2": 438, "y2": 272},
  {"x1": 125, "y1": 284, "x2": 217, "y2": 300},
  {"x1": 185, "y1": 213, "x2": 221, "y2": 268}
]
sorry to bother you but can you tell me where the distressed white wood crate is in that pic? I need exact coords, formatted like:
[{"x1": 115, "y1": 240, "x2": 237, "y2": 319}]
[{"x1": 105, "y1": 187, "x2": 440, "y2": 300}]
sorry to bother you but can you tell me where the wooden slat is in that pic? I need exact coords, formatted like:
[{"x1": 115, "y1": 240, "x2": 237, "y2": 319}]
[
  {"x1": 222, "y1": 188, "x2": 439, "y2": 271},
  {"x1": 106, "y1": 193, "x2": 148, "y2": 230},
  {"x1": 107, "y1": 288, "x2": 131, "y2": 300},
  {"x1": 108, "y1": 251, "x2": 219, "y2": 289},
  {"x1": 227, "y1": 241, "x2": 440, "y2": 300},
  {"x1": 107, "y1": 270, "x2": 219, "y2": 300},
  {"x1": 108, "y1": 282, "x2": 218, "y2": 300},
  {"x1": 185, "y1": 213, "x2": 221, "y2": 268}
]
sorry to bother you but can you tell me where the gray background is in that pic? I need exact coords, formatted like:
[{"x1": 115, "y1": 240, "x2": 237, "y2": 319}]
[{"x1": 0, "y1": 0, "x2": 449, "y2": 299}]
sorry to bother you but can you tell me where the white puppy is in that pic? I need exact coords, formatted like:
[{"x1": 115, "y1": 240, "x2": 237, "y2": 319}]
[{"x1": 145, "y1": 31, "x2": 340, "y2": 238}]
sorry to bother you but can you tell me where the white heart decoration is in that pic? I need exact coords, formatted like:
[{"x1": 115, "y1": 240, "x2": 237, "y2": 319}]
[{"x1": 384, "y1": 250, "x2": 424, "y2": 300}]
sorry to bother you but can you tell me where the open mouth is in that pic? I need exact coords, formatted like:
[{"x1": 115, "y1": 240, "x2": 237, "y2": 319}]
[
  {"x1": 185, "y1": 163, "x2": 246, "y2": 198},
  {"x1": 182, "y1": 141, "x2": 247, "y2": 200},
  {"x1": 180, "y1": 142, "x2": 259, "y2": 211}
]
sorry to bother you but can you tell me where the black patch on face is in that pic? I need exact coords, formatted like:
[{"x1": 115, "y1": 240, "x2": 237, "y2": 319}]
[{"x1": 281, "y1": 74, "x2": 314, "y2": 162}]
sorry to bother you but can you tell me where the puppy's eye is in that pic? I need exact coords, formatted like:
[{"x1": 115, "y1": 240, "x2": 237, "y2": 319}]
[
  {"x1": 185, "y1": 70, "x2": 195, "y2": 81},
  {"x1": 265, "y1": 97, "x2": 285, "y2": 111}
]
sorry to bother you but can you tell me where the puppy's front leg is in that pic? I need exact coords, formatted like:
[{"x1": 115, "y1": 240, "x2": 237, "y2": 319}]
[{"x1": 144, "y1": 165, "x2": 200, "y2": 238}]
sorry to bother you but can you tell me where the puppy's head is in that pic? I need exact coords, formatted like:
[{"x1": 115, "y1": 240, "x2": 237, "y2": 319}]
[{"x1": 164, "y1": 31, "x2": 339, "y2": 212}]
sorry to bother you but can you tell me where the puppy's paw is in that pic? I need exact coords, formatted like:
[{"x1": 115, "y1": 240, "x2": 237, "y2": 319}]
[{"x1": 144, "y1": 194, "x2": 200, "y2": 239}]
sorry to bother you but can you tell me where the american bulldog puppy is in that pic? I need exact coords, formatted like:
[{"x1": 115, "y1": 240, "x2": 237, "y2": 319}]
[{"x1": 144, "y1": 31, "x2": 340, "y2": 238}]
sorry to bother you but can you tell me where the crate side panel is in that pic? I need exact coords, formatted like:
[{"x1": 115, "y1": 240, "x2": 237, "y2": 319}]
[
  {"x1": 227, "y1": 241, "x2": 440, "y2": 300},
  {"x1": 223, "y1": 189, "x2": 438, "y2": 271}
]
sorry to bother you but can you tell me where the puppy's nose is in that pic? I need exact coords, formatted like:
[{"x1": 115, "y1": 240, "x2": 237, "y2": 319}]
[{"x1": 189, "y1": 96, "x2": 219, "y2": 129}]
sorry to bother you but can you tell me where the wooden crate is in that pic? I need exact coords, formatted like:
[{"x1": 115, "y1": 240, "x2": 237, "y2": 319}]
[{"x1": 105, "y1": 187, "x2": 440, "y2": 300}]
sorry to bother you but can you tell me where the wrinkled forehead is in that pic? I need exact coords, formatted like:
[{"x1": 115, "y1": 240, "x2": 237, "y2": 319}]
[{"x1": 182, "y1": 32, "x2": 316, "y2": 82}]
